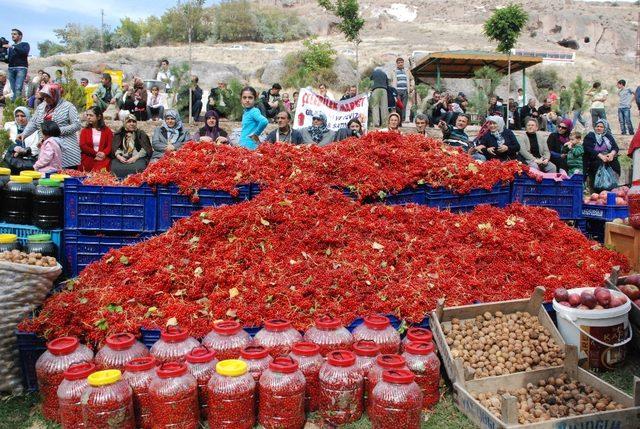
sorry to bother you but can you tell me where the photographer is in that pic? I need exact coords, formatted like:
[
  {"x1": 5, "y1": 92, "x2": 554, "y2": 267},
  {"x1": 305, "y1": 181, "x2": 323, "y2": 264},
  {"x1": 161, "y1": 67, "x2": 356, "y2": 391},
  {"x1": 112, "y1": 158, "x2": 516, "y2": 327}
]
[{"x1": 2, "y1": 29, "x2": 30, "y2": 101}]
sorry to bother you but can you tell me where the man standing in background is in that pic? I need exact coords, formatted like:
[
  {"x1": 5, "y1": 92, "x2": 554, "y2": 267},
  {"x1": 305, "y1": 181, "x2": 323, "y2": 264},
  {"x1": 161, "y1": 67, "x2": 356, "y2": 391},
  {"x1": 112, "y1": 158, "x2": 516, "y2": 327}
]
[
  {"x1": 2, "y1": 29, "x2": 29, "y2": 101},
  {"x1": 370, "y1": 67, "x2": 388, "y2": 128},
  {"x1": 393, "y1": 57, "x2": 412, "y2": 123},
  {"x1": 616, "y1": 79, "x2": 634, "y2": 135}
]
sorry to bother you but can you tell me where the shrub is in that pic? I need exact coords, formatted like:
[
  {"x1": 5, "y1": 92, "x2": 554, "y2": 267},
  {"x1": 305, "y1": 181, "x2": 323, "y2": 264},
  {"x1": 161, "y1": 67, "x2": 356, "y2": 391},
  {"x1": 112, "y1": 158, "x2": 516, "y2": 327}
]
[
  {"x1": 60, "y1": 62, "x2": 87, "y2": 111},
  {"x1": 530, "y1": 67, "x2": 560, "y2": 93},
  {"x1": 473, "y1": 66, "x2": 504, "y2": 97},
  {"x1": 38, "y1": 40, "x2": 65, "y2": 58},
  {"x1": 225, "y1": 79, "x2": 246, "y2": 121},
  {"x1": 0, "y1": 129, "x2": 10, "y2": 168},
  {"x1": 358, "y1": 77, "x2": 372, "y2": 93},
  {"x1": 282, "y1": 38, "x2": 337, "y2": 88}
]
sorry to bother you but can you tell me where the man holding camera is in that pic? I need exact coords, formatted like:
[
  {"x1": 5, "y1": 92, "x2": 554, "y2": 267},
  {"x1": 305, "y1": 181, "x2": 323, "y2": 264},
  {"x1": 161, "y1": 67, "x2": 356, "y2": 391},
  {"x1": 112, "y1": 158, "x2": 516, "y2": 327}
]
[{"x1": 2, "y1": 29, "x2": 30, "y2": 101}]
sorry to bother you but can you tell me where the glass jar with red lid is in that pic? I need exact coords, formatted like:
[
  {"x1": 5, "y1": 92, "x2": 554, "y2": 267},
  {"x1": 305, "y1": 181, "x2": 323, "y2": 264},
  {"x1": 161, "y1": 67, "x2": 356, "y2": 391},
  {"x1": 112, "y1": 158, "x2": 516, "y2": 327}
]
[
  {"x1": 254, "y1": 319, "x2": 302, "y2": 357},
  {"x1": 318, "y1": 350, "x2": 364, "y2": 425},
  {"x1": 239, "y1": 345, "x2": 273, "y2": 383},
  {"x1": 258, "y1": 356, "x2": 306, "y2": 429},
  {"x1": 202, "y1": 320, "x2": 251, "y2": 360},
  {"x1": 207, "y1": 359, "x2": 256, "y2": 429},
  {"x1": 629, "y1": 180, "x2": 640, "y2": 229},
  {"x1": 303, "y1": 316, "x2": 353, "y2": 357},
  {"x1": 290, "y1": 342, "x2": 323, "y2": 412},
  {"x1": 57, "y1": 362, "x2": 96, "y2": 429},
  {"x1": 402, "y1": 341, "x2": 440, "y2": 408},
  {"x1": 352, "y1": 315, "x2": 400, "y2": 354},
  {"x1": 400, "y1": 327, "x2": 433, "y2": 353},
  {"x1": 81, "y1": 369, "x2": 136, "y2": 429},
  {"x1": 369, "y1": 369, "x2": 423, "y2": 429},
  {"x1": 149, "y1": 362, "x2": 200, "y2": 428},
  {"x1": 95, "y1": 333, "x2": 149, "y2": 371},
  {"x1": 149, "y1": 326, "x2": 200, "y2": 364},
  {"x1": 353, "y1": 340, "x2": 381, "y2": 403},
  {"x1": 186, "y1": 346, "x2": 218, "y2": 417},
  {"x1": 366, "y1": 354, "x2": 407, "y2": 409},
  {"x1": 122, "y1": 356, "x2": 156, "y2": 429},
  {"x1": 36, "y1": 336, "x2": 94, "y2": 422}
]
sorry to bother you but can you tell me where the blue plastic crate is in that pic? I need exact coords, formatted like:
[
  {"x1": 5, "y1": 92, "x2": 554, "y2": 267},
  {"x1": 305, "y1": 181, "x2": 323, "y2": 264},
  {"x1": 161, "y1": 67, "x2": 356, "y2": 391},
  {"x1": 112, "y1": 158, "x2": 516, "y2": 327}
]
[
  {"x1": 157, "y1": 185, "x2": 252, "y2": 231},
  {"x1": 64, "y1": 178, "x2": 158, "y2": 233},
  {"x1": 582, "y1": 193, "x2": 629, "y2": 221},
  {"x1": 140, "y1": 325, "x2": 262, "y2": 349},
  {"x1": 0, "y1": 222, "x2": 62, "y2": 258},
  {"x1": 426, "y1": 183, "x2": 512, "y2": 212},
  {"x1": 511, "y1": 174, "x2": 583, "y2": 220},
  {"x1": 63, "y1": 230, "x2": 153, "y2": 277},
  {"x1": 16, "y1": 330, "x2": 47, "y2": 392},
  {"x1": 346, "y1": 314, "x2": 401, "y2": 333}
]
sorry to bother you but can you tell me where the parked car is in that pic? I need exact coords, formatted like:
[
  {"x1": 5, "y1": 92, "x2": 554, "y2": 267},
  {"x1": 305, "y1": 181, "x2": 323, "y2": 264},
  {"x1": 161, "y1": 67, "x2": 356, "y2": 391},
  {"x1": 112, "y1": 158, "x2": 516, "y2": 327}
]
[{"x1": 225, "y1": 45, "x2": 246, "y2": 51}]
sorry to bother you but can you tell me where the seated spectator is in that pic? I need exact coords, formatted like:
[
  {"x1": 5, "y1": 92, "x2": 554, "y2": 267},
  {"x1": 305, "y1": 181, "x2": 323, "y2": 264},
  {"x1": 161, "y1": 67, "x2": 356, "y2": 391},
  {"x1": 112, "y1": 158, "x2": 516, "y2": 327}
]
[
  {"x1": 206, "y1": 81, "x2": 230, "y2": 117},
  {"x1": 260, "y1": 83, "x2": 283, "y2": 120},
  {"x1": 3, "y1": 107, "x2": 39, "y2": 173},
  {"x1": 53, "y1": 69, "x2": 66, "y2": 84},
  {"x1": 300, "y1": 113, "x2": 335, "y2": 145},
  {"x1": 380, "y1": 112, "x2": 402, "y2": 133},
  {"x1": 583, "y1": 119, "x2": 620, "y2": 188},
  {"x1": 193, "y1": 110, "x2": 228, "y2": 144},
  {"x1": 414, "y1": 113, "x2": 429, "y2": 136},
  {"x1": 111, "y1": 114, "x2": 152, "y2": 178},
  {"x1": 146, "y1": 85, "x2": 165, "y2": 121},
  {"x1": 507, "y1": 101, "x2": 521, "y2": 130},
  {"x1": 179, "y1": 75, "x2": 203, "y2": 122},
  {"x1": 240, "y1": 86, "x2": 269, "y2": 150},
  {"x1": 151, "y1": 110, "x2": 190, "y2": 162},
  {"x1": 122, "y1": 78, "x2": 148, "y2": 121},
  {"x1": 282, "y1": 93, "x2": 292, "y2": 112},
  {"x1": 292, "y1": 91, "x2": 299, "y2": 111},
  {"x1": 340, "y1": 85, "x2": 358, "y2": 101},
  {"x1": 33, "y1": 71, "x2": 50, "y2": 108},
  {"x1": 265, "y1": 111, "x2": 303, "y2": 144},
  {"x1": 92, "y1": 73, "x2": 122, "y2": 112},
  {"x1": 79, "y1": 106, "x2": 113, "y2": 172},
  {"x1": 521, "y1": 98, "x2": 539, "y2": 125},
  {"x1": 33, "y1": 121, "x2": 62, "y2": 174},
  {"x1": 439, "y1": 114, "x2": 471, "y2": 150},
  {"x1": 80, "y1": 78, "x2": 89, "y2": 87},
  {"x1": 0, "y1": 71, "x2": 13, "y2": 107},
  {"x1": 546, "y1": 111, "x2": 559, "y2": 133},
  {"x1": 537, "y1": 98, "x2": 553, "y2": 131},
  {"x1": 476, "y1": 115, "x2": 520, "y2": 161},
  {"x1": 487, "y1": 95, "x2": 503, "y2": 117},
  {"x1": 117, "y1": 83, "x2": 132, "y2": 121},
  {"x1": 334, "y1": 118, "x2": 364, "y2": 141},
  {"x1": 517, "y1": 119, "x2": 557, "y2": 173},
  {"x1": 546, "y1": 118, "x2": 573, "y2": 172}
]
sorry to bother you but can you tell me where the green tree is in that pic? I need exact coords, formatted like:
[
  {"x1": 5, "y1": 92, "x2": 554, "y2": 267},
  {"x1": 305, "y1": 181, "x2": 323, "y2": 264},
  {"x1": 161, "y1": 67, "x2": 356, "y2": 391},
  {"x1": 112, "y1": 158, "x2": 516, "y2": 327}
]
[
  {"x1": 111, "y1": 18, "x2": 143, "y2": 48},
  {"x1": 212, "y1": 0, "x2": 255, "y2": 42},
  {"x1": 38, "y1": 40, "x2": 65, "y2": 57},
  {"x1": 570, "y1": 75, "x2": 589, "y2": 112},
  {"x1": 54, "y1": 24, "x2": 107, "y2": 53},
  {"x1": 318, "y1": 0, "x2": 365, "y2": 70},
  {"x1": 282, "y1": 38, "x2": 337, "y2": 88},
  {"x1": 225, "y1": 78, "x2": 246, "y2": 121},
  {"x1": 473, "y1": 66, "x2": 504, "y2": 97},
  {"x1": 60, "y1": 61, "x2": 87, "y2": 111},
  {"x1": 483, "y1": 3, "x2": 528, "y2": 100}
]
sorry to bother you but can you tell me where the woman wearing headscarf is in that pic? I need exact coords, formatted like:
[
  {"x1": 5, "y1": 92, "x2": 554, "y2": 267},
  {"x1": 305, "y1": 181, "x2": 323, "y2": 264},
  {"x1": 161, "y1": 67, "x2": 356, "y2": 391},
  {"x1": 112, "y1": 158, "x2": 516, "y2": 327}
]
[
  {"x1": 583, "y1": 119, "x2": 620, "y2": 186},
  {"x1": 300, "y1": 113, "x2": 336, "y2": 145},
  {"x1": 2, "y1": 106, "x2": 39, "y2": 173},
  {"x1": 17, "y1": 83, "x2": 81, "y2": 168},
  {"x1": 380, "y1": 112, "x2": 402, "y2": 133},
  {"x1": 150, "y1": 109, "x2": 190, "y2": 162},
  {"x1": 111, "y1": 114, "x2": 153, "y2": 178},
  {"x1": 121, "y1": 77, "x2": 148, "y2": 121},
  {"x1": 476, "y1": 115, "x2": 520, "y2": 161},
  {"x1": 193, "y1": 110, "x2": 228, "y2": 143},
  {"x1": 546, "y1": 118, "x2": 573, "y2": 172},
  {"x1": 517, "y1": 118, "x2": 557, "y2": 173}
]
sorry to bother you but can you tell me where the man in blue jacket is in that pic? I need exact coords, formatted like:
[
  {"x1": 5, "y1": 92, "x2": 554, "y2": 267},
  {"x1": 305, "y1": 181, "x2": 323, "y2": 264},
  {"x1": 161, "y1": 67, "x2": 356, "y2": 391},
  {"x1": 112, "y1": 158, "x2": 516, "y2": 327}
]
[{"x1": 2, "y1": 29, "x2": 29, "y2": 101}]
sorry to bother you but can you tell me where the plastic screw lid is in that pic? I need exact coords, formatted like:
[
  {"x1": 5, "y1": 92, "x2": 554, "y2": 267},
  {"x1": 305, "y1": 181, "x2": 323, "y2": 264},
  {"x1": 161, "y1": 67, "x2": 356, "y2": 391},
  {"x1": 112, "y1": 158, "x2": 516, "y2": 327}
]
[
  {"x1": 382, "y1": 369, "x2": 415, "y2": 384},
  {"x1": 315, "y1": 316, "x2": 342, "y2": 330},
  {"x1": 376, "y1": 354, "x2": 406, "y2": 369},
  {"x1": 63, "y1": 362, "x2": 96, "y2": 381},
  {"x1": 240, "y1": 345, "x2": 269, "y2": 360},
  {"x1": 88, "y1": 370, "x2": 122, "y2": 387},
  {"x1": 0, "y1": 234, "x2": 18, "y2": 244},
  {"x1": 292, "y1": 342, "x2": 321, "y2": 357},
  {"x1": 161, "y1": 325, "x2": 189, "y2": 343},
  {"x1": 9, "y1": 175, "x2": 32, "y2": 184},
  {"x1": 212, "y1": 320, "x2": 242, "y2": 335},
  {"x1": 20, "y1": 170, "x2": 42, "y2": 179},
  {"x1": 216, "y1": 359, "x2": 248, "y2": 377},
  {"x1": 264, "y1": 319, "x2": 292, "y2": 332},
  {"x1": 186, "y1": 346, "x2": 216, "y2": 364},
  {"x1": 105, "y1": 333, "x2": 137, "y2": 351},
  {"x1": 353, "y1": 340, "x2": 381, "y2": 357},
  {"x1": 363, "y1": 315, "x2": 391, "y2": 330},
  {"x1": 38, "y1": 178, "x2": 61, "y2": 188},
  {"x1": 0, "y1": 167, "x2": 10, "y2": 175},
  {"x1": 157, "y1": 362, "x2": 188, "y2": 379},
  {"x1": 27, "y1": 234, "x2": 52, "y2": 243},
  {"x1": 50, "y1": 174, "x2": 70, "y2": 182},
  {"x1": 327, "y1": 350, "x2": 357, "y2": 367},
  {"x1": 47, "y1": 336, "x2": 80, "y2": 356},
  {"x1": 124, "y1": 356, "x2": 156, "y2": 372},
  {"x1": 406, "y1": 327, "x2": 433, "y2": 344},
  {"x1": 269, "y1": 356, "x2": 299, "y2": 373},
  {"x1": 405, "y1": 341, "x2": 435, "y2": 356}
]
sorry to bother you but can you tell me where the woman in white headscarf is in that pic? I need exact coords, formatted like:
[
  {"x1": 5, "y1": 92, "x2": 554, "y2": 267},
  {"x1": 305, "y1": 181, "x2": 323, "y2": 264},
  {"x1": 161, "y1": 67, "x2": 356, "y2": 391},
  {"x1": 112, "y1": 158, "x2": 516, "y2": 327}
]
[
  {"x1": 150, "y1": 109, "x2": 191, "y2": 162},
  {"x1": 583, "y1": 118, "x2": 620, "y2": 186},
  {"x1": 475, "y1": 115, "x2": 520, "y2": 161},
  {"x1": 3, "y1": 106, "x2": 40, "y2": 173}
]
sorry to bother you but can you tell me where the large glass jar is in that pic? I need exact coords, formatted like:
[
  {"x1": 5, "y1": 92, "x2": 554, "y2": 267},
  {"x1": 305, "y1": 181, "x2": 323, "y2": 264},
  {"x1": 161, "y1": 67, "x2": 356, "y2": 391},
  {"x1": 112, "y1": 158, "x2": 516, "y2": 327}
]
[
  {"x1": 258, "y1": 356, "x2": 306, "y2": 429},
  {"x1": 369, "y1": 369, "x2": 423, "y2": 429},
  {"x1": 57, "y1": 362, "x2": 96, "y2": 429},
  {"x1": 149, "y1": 326, "x2": 200, "y2": 364},
  {"x1": 0, "y1": 167, "x2": 10, "y2": 188},
  {"x1": 303, "y1": 316, "x2": 353, "y2": 357},
  {"x1": 207, "y1": 359, "x2": 256, "y2": 429},
  {"x1": 202, "y1": 320, "x2": 251, "y2": 360},
  {"x1": 366, "y1": 354, "x2": 407, "y2": 410},
  {"x1": 353, "y1": 340, "x2": 381, "y2": 404},
  {"x1": 81, "y1": 370, "x2": 136, "y2": 429},
  {"x1": 402, "y1": 341, "x2": 440, "y2": 408},
  {"x1": 3, "y1": 175, "x2": 35, "y2": 225},
  {"x1": 20, "y1": 169, "x2": 42, "y2": 186},
  {"x1": 0, "y1": 233, "x2": 19, "y2": 253},
  {"x1": 36, "y1": 336, "x2": 94, "y2": 422},
  {"x1": 401, "y1": 327, "x2": 433, "y2": 353},
  {"x1": 122, "y1": 356, "x2": 156, "y2": 429},
  {"x1": 95, "y1": 333, "x2": 149, "y2": 371},
  {"x1": 32, "y1": 178, "x2": 63, "y2": 229},
  {"x1": 290, "y1": 342, "x2": 323, "y2": 412},
  {"x1": 185, "y1": 346, "x2": 218, "y2": 417},
  {"x1": 25, "y1": 233, "x2": 57, "y2": 258},
  {"x1": 318, "y1": 350, "x2": 364, "y2": 425},
  {"x1": 628, "y1": 180, "x2": 640, "y2": 229},
  {"x1": 240, "y1": 345, "x2": 273, "y2": 383},
  {"x1": 149, "y1": 362, "x2": 200, "y2": 429},
  {"x1": 352, "y1": 315, "x2": 400, "y2": 354},
  {"x1": 254, "y1": 319, "x2": 303, "y2": 358}
]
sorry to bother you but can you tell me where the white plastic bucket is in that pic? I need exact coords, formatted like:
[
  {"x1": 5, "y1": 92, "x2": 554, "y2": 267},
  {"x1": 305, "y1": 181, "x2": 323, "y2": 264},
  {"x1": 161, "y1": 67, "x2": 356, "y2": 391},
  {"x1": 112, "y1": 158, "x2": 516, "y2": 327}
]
[{"x1": 552, "y1": 287, "x2": 632, "y2": 370}]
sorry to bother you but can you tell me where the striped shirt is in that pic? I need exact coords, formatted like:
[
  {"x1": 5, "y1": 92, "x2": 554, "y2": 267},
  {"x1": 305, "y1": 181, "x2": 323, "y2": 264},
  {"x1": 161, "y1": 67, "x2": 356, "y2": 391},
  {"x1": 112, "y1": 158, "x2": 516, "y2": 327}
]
[{"x1": 395, "y1": 68, "x2": 408, "y2": 91}]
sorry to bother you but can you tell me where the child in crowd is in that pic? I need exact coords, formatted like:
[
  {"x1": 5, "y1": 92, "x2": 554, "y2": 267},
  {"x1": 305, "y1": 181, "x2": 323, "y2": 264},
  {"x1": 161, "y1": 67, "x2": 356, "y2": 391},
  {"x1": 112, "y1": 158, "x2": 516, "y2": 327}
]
[
  {"x1": 33, "y1": 121, "x2": 63, "y2": 173},
  {"x1": 282, "y1": 93, "x2": 292, "y2": 112},
  {"x1": 563, "y1": 130, "x2": 584, "y2": 175}
]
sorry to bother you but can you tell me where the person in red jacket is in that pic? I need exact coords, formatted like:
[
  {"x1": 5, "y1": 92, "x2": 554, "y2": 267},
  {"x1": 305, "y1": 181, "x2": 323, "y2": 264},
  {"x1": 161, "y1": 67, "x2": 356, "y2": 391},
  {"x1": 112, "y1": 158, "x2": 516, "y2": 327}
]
[{"x1": 79, "y1": 106, "x2": 113, "y2": 172}]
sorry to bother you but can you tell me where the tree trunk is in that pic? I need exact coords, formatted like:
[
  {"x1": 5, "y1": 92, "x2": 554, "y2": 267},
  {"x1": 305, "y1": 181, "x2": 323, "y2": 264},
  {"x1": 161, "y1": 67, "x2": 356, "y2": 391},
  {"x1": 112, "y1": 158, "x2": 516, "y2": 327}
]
[
  {"x1": 188, "y1": 24, "x2": 193, "y2": 125},
  {"x1": 507, "y1": 54, "x2": 512, "y2": 112}
]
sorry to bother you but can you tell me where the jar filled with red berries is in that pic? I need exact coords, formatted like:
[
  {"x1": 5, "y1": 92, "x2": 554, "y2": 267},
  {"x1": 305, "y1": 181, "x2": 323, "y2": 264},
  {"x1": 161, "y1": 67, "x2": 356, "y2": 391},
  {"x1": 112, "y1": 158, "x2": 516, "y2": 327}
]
[
  {"x1": 366, "y1": 354, "x2": 407, "y2": 409},
  {"x1": 149, "y1": 362, "x2": 200, "y2": 428},
  {"x1": 239, "y1": 345, "x2": 273, "y2": 383},
  {"x1": 95, "y1": 333, "x2": 149, "y2": 371},
  {"x1": 369, "y1": 369, "x2": 423, "y2": 429},
  {"x1": 258, "y1": 356, "x2": 306, "y2": 429},
  {"x1": 57, "y1": 362, "x2": 96, "y2": 429},
  {"x1": 402, "y1": 341, "x2": 440, "y2": 408},
  {"x1": 352, "y1": 315, "x2": 400, "y2": 354},
  {"x1": 290, "y1": 342, "x2": 324, "y2": 412},
  {"x1": 254, "y1": 319, "x2": 302, "y2": 357},
  {"x1": 149, "y1": 325, "x2": 200, "y2": 364},
  {"x1": 400, "y1": 327, "x2": 433, "y2": 353},
  {"x1": 202, "y1": 320, "x2": 251, "y2": 360},
  {"x1": 122, "y1": 356, "x2": 156, "y2": 429},
  {"x1": 318, "y1": 350, "x2": 364, "y2": 425},
  {"x1": 81, "y1": 370, "x2": 136, "y2": 429},
  {"x1": 207, "y1": 359, "x2": 256, "y2": 429},
  {"x1": 185, "y1": 346, "x2": 218, "y2": 417},
  {"x1": 303, "y1": 316, "x2": 353, "y2": 357}
]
